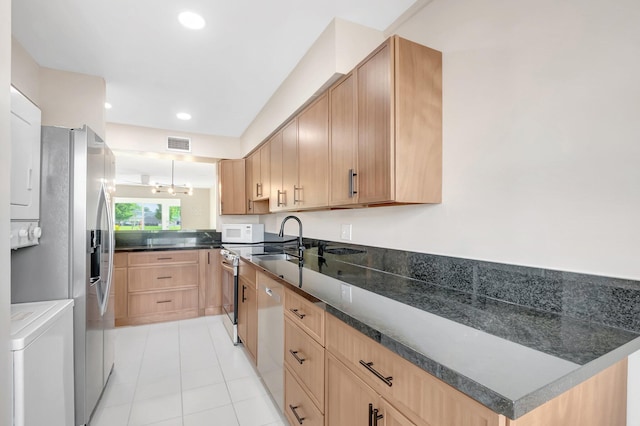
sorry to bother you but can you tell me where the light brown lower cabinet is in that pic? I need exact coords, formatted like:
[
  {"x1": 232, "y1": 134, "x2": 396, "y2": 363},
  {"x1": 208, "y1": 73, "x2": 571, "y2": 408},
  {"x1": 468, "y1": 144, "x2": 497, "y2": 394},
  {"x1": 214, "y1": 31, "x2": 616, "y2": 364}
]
[
  {"x1": 324, "y1": 312, "x2": 628, "y2": 426},
  {"x1": 237, "y1": 268, "x2": 258, "y2": 365},
  {"x1": 285, "y1": 366, "x2": 324, "y2": 426},
  {"x1": 326, "y1": 352, "x2": 416, "y2": 426},
  {"x1": 202, "y1": 249, "x2": 223, "y2": 316},
  {"x1": 115, "y1": 249, "x2": 223, "y2": 326},
  {"x1": 505, "y1": 358, "x2": 627, "y2": 426},
  {"x1": 114, "y1": 252, "x2": 128, "y2": 327},
  {"x1": 325, "y1": 314, "x2": 501, "y2": 426}
]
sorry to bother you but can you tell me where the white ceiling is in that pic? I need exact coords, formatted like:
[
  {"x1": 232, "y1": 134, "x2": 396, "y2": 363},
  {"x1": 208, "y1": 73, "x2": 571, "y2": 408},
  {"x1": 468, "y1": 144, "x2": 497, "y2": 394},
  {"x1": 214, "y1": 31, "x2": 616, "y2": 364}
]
[{"x1": 12, "y1": 0, "x2": 416, "y2": 138}]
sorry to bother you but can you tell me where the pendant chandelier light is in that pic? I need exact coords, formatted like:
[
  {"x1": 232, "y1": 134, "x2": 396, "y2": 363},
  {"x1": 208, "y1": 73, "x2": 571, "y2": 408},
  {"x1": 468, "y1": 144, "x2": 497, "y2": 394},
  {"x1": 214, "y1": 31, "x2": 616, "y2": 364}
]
[{"x1": 151, "y1": 160, "x2": 193, "y2": 196}]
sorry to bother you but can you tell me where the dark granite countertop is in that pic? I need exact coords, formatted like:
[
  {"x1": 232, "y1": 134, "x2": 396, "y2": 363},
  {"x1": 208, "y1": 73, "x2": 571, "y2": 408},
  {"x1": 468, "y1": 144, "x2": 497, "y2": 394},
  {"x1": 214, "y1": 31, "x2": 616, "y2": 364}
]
[
  {"x1": 225, "y1": 244, "x2": 640, "y2": 419},
  {"x1": 116, "y1": 244, "x2": 221, "y2": 252}
]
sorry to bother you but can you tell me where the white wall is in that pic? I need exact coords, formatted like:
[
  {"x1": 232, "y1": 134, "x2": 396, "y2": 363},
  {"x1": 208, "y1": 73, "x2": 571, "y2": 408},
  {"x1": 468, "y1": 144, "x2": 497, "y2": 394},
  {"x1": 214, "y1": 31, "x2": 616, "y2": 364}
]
[
  {"x1": 11, "y1": 37, "x2": 39, "y2": 105},
  {"x1": 39, "y1": 67, "x2": 107, "y2": 139},
  {"x1": 106, "y1": 122, "x2": 242, "y2": 160},
  {"x1": 260, "y1": 1, "x2": 640, "y2": 422},
  {"x1": 240, "y1": 18, "x2": 384, "y2": 156},
  {"x1": 264, "y1": 0, "x2": 640, "y2": 281},
  {"x1": 0, "y1": 0, "x2": 11, "y2": 423}
]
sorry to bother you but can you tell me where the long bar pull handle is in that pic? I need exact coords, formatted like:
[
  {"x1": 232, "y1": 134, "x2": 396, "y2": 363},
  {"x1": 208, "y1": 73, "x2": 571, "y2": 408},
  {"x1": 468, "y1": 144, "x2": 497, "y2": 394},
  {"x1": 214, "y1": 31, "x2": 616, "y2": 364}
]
[
  {"x1": 157, "y1": 300, "x2": 172, "y2": 304},
  {"x1": 293, "y1": 186, "x2": 302, "y2": 204},
  {"x1": 289, "y1": 350, "x2": 306, "y2": 365},
  {"x1": 373, "y1": 408, "x2": 383, "y2": 425},
  {"x1": 157, "y1": 276, "x2": 172, "y2": 280},
  {"x1": 289, "y1": 308, "x2": 306, "y2": 319},
  {"x1": 277, "y1": 190, "x2": 284, "y2": 207},
  {"x1": 289, "y1": 405, "x2": 305, "y2": 425},
  {"x1": 242, "y1": 285, "x2": 247, "y2": 303},
  {"x1": 368, "y1": 403, "x2": 373, "y2": 426},
  {"x1": 349, "y1": 169, "x2": 358, "y2": 198},
  {"x1": 359, "y1": 360, "x2": 393, "y2": 387},
  {"x1": 256, "y1": 183, "x2": 261, "y2": 198},
  {"x1": 157, "y1": 257, "x2": 173, "y2": 260}
]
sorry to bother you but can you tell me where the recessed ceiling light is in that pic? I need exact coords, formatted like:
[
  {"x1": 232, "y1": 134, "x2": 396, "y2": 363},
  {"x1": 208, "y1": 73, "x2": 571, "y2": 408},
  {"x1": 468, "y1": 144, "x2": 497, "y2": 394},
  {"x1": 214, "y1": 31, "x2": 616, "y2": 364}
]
[
  {"x1": 178, "y1": 11, "x2": 205, "y2": 30},
  {"x1": 177, "y1": 112, "x2": 192, "y2": 121},
  {"x1": 104, "y1": 102, "x2": 112, "y2": 109}
]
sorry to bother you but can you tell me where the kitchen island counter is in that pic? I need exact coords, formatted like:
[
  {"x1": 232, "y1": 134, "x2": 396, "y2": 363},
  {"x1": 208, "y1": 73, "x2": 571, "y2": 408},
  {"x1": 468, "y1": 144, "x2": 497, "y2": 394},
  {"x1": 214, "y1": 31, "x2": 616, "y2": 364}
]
[{"x1": 225, "y1": 243, "x2": 640, "y2": 420}]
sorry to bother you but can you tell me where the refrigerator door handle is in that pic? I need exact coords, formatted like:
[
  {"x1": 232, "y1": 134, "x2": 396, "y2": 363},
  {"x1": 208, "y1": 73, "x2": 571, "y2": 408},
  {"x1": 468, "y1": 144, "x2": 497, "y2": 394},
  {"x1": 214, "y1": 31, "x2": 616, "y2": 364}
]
[
  {"x1": 103, "y1": 186, "x2": 115, "y2": 316},
  {"x1": 95, "y1": 183, "x2": 114, "y2": 316}
]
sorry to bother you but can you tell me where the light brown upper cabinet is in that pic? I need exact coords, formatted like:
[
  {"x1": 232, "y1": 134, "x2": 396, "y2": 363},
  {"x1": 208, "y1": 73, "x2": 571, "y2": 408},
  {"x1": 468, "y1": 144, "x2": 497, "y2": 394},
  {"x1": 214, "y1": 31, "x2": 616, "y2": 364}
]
[
  {"x1": 329, "y1": 72, "x2": 357, "y2": 206},
  {"x1": 330, "y1": 36, "x2": 442, "y2": 206},
  {"x1": 248, "y1": 142, "x2": 271, "y2": 202},
  {"x1": 246, "y1": 142, "x2": 271, "y2": 214},
  {"x1": 219, "y1": 158, "x2": 246, "y2": 215},
  {"x1": 269, "y1": 95, "x2": 329, "y2": 212},
  {"x1": 270, "y1": 120, "x2": 298, "y2": 212},
  {"x1": 296, "y1": 93, "x2": 329, "y2": 209}
]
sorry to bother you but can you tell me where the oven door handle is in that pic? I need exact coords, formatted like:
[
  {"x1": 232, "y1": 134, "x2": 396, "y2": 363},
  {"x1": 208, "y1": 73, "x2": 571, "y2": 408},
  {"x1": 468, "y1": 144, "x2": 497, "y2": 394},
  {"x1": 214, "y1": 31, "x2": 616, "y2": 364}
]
[{"x1": 221, "y1": 261, "x2": 238, "y2": 276}]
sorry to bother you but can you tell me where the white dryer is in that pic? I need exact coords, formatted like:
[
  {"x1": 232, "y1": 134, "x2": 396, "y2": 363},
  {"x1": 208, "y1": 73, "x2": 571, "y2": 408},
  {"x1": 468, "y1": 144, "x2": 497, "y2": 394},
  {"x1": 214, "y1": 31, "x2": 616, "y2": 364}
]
[{"x1": 10, "y1": 299, "x2": 74, "y2": 426}]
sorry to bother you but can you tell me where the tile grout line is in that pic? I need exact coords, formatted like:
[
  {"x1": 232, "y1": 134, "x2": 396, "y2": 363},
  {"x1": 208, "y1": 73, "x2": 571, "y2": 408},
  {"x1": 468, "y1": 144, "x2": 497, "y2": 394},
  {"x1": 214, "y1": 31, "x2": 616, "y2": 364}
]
[{"x1": 207, "y1": 316, "x2": 243, "y2": 426}]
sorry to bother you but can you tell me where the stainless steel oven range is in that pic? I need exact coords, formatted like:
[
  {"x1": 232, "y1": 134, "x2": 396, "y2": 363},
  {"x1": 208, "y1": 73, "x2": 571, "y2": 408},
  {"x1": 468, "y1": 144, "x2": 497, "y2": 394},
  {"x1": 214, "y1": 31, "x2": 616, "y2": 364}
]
[{"x1": 220, "y1": 249, "x2": 239, "y2": 344}]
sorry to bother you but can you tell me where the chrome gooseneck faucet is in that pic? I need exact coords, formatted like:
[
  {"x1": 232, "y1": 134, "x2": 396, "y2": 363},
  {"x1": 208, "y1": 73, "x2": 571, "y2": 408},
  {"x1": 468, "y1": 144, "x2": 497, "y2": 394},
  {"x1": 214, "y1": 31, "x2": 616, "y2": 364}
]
[{"x1": 278, "y1": 215, "x2": 304, "y2": 262}]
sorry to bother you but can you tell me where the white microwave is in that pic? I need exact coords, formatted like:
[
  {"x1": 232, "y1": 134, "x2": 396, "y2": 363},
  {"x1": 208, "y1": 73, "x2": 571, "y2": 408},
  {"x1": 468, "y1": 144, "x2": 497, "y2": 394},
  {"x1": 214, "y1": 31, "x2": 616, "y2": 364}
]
[{"x1": 221, "y1": 224, "x2": 264, "y2": 244}]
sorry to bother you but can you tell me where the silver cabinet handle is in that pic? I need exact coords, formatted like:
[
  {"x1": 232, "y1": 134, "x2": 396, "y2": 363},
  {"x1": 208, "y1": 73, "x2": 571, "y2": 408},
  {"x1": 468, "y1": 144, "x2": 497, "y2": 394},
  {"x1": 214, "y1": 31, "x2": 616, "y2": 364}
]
[
  {"x1": 359, "y1": 360, "x2": 393, "y2": 387},
  {"x1": 289, "y1": 349, "x2": 305, "y2": 365},
  {"x1": 349, "y1": 169, "x2": 358, "y2": 198},
  {"x1": 289, "y1": 308, "x2": 305, "y2": 319},
  {"x1": 293, "y1": 186, "x2": 302, "y2": 204},
  {"x1": 289, "y1": 405, "x2": 305, "y2": 425},
  {"x1": 277, "y1": 190, "x2": 286, "y2": 207}
]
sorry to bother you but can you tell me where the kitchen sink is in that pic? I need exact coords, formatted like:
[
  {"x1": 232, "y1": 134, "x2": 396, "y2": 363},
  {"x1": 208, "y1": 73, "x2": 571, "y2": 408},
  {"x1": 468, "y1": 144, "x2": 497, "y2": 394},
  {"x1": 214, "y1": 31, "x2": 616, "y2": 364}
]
[{"x1": 251, "y1": 253, "x2": 296, "y2": 261}]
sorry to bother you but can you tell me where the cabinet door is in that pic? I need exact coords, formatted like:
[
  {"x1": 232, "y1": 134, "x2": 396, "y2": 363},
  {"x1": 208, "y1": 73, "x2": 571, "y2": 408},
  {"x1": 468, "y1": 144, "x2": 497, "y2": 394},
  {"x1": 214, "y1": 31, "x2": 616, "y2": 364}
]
[
  {"x1": 114, "y1": 268, "x2": 127, "y2": 322},
  {"x1": 237, "y1": 276, "x2": 248, "y2": 345},
  {"x1": 269, "y1": 131, "x2": 284, "y2": 212},
  {"x1": 245, "y1": 153, "x2": 254, "y2": 213},
  {"x1": 357, "y1": 39, "x2": 394, "y2": 204},
  {"x1": 285, "y1": 366, "x2": 324, "y2": 426},
  {"x1": 259, "y1": 142, "x2": 271, "y2": 200},
  {"x1": 381, "y1": 399, "x2": 416, "y2": 426},
  {"x1": 205, "y1": 250, "x2": 222, "y2": 314},
  {"x1": 326, "y1": 352, "x2": 380, "y2": 425},
  {"x1": 329, "y1": 73, "x2": 358, "y2": 206},
  {"x1": 297, "y1": 93, "x2": 329, "y2": 209},
  {"x1": 10, "y1": 87, "x2": 41, "y2": 214},
  {"x1": 245, "y1": 284, "x2": 258, "y2": 363},
  {"x1": 219, "y1": 159, "x2": 246, "y2": 215},
  {"x1": 281, "y1": 119, "x2": 298, "y2": 210}
]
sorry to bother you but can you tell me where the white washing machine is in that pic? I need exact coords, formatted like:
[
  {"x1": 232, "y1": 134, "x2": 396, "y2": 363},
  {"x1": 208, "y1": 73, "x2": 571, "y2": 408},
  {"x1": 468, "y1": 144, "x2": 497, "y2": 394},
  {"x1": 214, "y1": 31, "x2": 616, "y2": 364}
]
[{"x1": 10, "y1": 299, "x2": 74, "y2": 426}]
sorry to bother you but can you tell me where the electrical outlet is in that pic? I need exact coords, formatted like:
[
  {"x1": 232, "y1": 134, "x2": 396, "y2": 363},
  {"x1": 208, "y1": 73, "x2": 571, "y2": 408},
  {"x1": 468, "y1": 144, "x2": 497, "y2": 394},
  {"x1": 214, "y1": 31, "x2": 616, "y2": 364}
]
[
  {"x1": 340, "y1": 224, "x2": 352, "y2": 241},
  {"x1": 341, "y1": 283, "x2": 352, "y2": 303}
]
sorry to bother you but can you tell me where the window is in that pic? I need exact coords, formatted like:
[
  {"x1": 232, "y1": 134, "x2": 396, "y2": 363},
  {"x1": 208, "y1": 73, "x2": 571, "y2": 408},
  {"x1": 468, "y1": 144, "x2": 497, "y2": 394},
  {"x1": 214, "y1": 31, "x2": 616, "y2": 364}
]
[{"x1": 114, "y1": 198, "x2": 181, "y2": 230}]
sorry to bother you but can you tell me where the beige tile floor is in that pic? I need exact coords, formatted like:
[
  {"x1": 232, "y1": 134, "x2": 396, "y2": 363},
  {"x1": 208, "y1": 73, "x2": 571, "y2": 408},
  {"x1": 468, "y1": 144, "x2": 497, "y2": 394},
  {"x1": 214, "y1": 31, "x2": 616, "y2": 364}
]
[{"x1": 90, "y1": 315, "x2": 286, "y2": 426}]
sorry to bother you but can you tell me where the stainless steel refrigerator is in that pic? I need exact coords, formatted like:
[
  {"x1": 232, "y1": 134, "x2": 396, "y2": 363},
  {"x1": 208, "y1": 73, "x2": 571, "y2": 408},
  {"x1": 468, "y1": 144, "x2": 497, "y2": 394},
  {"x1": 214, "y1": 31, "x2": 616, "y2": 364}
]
[{"x1": 11, "y1": 125, "x2": 116, "y2": 426}]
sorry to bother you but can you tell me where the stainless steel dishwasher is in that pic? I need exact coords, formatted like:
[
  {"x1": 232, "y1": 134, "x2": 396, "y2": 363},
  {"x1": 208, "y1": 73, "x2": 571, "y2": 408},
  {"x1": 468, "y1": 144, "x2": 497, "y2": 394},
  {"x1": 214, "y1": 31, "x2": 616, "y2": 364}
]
[{"x1": 257, "y1": 277, "x2": 284, "y2": 411}]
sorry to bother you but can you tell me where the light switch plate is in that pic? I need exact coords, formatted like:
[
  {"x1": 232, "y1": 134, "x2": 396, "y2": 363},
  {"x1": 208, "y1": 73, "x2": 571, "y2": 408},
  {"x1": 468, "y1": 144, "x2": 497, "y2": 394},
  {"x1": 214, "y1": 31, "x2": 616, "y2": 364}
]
[
  {"x1": 340, "y1": 224, "x2": 352, "y2": 241},
  {"x1": 341, "y1": 283, "x2": 352, "y2": 303}
]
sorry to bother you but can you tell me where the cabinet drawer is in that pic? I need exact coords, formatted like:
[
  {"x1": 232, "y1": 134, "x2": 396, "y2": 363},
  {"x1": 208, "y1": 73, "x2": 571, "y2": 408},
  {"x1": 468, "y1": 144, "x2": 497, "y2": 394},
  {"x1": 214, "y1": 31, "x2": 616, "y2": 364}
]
[
  {"x1": 128, "y1": 250, "x2": 198, "y2": 266},
  {"x1": 325, "y1": 314, "x2": 502, "y2": 426},
  {"x1": 285, "y1": 366, "x2": 324, "y2": 426},
  {"x1": 239, "y1": 259, "x2": 256, "y2": 288},
  {"x1": 128, "y1": 288, "x2": 198, "y2": 317},
  {"x1": 128, "y1": 264, "x2": 198, "y2": 292},
  {"x1": 284, "y1": 289, "x2": 325, "y2": 345},
  {"x1": 284, "y1": 318, "x2": 325, "y2": 412},
  {"x1": 114, "y1": 252, "x2": 128, "y2": 268}
]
